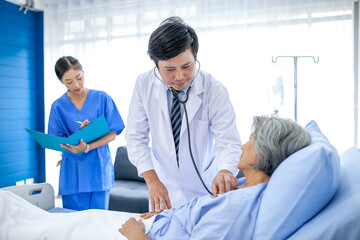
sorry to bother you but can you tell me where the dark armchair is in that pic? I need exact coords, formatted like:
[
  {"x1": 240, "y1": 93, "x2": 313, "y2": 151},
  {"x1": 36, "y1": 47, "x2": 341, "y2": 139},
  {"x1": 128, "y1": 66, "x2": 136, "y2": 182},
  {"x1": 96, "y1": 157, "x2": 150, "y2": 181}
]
[{"x1": 108, "y1": 146, "x2": 149, "y2": 213}]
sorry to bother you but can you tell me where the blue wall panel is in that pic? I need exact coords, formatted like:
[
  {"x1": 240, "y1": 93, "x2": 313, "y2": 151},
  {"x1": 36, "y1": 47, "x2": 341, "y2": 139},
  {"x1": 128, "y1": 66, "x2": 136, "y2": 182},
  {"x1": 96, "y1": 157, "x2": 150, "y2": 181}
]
[{"x1": 0, "y1": 0, "x2": 44, "y2": 188}]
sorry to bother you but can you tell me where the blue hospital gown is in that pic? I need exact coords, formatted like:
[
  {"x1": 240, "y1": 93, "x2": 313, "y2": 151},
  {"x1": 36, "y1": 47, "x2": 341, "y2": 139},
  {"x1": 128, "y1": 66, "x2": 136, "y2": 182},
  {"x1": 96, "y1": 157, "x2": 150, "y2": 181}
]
[
  {"x1": 147, "y1": 178, "x2": 267, "y2": 240},
  {"x1": 48, "y1": 90, "x2": 125, "y2": 195}
]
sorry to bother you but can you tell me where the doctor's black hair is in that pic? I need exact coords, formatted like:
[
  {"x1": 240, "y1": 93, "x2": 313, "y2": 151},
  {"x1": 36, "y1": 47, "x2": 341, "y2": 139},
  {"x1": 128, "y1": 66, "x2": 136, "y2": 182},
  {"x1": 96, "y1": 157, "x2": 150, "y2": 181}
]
[
  {"x1": 147, "y1": 16, "x2": 199, "y2": 66},
  {"x1": 55, "y1": 56, "x2": 83, "y2": 81}
]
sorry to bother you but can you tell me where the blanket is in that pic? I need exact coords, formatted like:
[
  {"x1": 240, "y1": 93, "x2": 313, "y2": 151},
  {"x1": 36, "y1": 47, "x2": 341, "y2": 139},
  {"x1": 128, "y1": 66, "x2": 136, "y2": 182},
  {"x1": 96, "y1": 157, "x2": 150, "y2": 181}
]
[{"x1": 0, "y1": 190, "x2": 154, "y2": 240}]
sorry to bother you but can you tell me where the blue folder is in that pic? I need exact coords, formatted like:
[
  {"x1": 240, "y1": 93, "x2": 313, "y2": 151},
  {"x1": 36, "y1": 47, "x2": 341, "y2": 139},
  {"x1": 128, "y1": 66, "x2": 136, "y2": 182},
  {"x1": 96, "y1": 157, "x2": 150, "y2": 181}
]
[{"x1": 26, "y1": 115, "x2": 110, "y2": 155}]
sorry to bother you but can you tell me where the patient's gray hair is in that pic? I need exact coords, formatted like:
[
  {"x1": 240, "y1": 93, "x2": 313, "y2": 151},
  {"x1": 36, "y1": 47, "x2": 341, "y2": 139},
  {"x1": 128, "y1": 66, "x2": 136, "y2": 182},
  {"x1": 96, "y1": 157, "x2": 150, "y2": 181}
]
[{"x1": 251, "y1": 116, "x2": 311, "y2": 176}]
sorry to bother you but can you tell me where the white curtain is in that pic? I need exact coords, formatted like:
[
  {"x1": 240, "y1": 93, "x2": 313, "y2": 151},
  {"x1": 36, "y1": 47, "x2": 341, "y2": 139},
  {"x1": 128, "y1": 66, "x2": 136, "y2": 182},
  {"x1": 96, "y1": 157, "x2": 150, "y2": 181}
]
[{"x1": 44, "y1": 0, "x2": 355, "y2": 192}]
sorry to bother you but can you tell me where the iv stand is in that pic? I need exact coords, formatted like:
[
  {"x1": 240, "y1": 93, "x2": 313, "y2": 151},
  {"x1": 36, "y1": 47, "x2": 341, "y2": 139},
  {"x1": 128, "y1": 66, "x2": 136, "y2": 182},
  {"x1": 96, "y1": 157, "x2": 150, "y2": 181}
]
[{"x1": 272, "y1": 56, "x2": 319, "y2": 122}]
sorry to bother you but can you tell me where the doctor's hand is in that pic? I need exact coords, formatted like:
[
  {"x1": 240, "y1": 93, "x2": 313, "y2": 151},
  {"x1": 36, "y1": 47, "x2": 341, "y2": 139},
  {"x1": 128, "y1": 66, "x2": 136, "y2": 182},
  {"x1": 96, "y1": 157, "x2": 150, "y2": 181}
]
[
  {"x1": 143, "y1": 170, "x2": 172, "y2": 212},
  {"x1": 211, "y1": 169, "x2": 238, "y2": 197},
  {"x1": 140, "y1": 209, "x2": 164, "y2": 219},
  {"x1": 60, "y1": 138, "x2": 87, "y2": 154}
]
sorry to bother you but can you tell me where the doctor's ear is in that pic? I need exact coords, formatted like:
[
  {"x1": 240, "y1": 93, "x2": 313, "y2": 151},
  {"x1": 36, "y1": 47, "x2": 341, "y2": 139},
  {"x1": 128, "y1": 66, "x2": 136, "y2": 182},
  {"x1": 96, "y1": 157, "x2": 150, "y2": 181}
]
[{"x1": 154, "y1": 60, "x2": 159, "y2": 68}]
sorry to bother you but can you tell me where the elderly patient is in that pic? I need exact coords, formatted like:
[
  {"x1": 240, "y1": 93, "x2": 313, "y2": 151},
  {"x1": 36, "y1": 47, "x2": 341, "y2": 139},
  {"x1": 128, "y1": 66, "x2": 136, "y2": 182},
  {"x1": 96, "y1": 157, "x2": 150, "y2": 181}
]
[{"x1": 119, "y1": 116, "x2": 311, "y2": 240}]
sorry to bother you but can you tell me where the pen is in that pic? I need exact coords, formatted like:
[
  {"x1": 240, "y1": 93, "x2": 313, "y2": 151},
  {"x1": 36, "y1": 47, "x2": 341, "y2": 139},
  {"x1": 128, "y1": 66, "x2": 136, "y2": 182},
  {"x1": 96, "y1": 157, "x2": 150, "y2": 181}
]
[{"x1": 75, "y1": 121, "x2": 82, "y2": 124}]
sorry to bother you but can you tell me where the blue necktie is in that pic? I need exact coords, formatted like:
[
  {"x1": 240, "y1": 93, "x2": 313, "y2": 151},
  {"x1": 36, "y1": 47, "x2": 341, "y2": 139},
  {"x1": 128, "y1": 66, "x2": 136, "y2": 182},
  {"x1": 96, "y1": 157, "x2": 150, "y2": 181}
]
[{"x1": 171, "y1": 91, "x2": 182, "y2": 167}]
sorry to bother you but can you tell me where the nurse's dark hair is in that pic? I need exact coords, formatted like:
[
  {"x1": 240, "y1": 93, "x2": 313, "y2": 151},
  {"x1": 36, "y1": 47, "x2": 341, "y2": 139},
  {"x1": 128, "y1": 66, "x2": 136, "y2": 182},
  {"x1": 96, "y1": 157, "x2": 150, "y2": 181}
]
[
  {"x1": 251, "y1": 116, "x2": 311, "y2": 176},
  {"x1": 148, "y1": 16, "x2": 199, "y2": 67},
  {"x1": 54, "y1": 56, "x2": 83, "y2": 81}
]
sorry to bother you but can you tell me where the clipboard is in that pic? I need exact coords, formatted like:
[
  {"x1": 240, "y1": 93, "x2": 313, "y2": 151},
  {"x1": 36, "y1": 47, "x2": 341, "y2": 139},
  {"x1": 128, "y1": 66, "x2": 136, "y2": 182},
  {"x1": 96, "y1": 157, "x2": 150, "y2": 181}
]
[{"x1": 26, "y1": 115, "x2": 110, "y2": 155}]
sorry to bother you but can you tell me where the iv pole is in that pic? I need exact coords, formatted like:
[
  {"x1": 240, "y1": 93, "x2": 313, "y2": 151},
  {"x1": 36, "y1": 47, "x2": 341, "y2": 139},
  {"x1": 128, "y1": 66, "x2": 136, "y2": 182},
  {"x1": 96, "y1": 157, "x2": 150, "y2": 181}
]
[{"x1": 272, "y1": 56, "x2": 319, "y2": 122}]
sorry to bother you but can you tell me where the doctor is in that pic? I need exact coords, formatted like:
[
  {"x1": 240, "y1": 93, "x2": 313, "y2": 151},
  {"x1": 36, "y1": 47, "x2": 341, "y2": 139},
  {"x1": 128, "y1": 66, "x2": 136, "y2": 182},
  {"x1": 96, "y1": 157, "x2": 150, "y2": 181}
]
[{"x1": 126, "y1": 16, "x2": 242, "y2": 212}]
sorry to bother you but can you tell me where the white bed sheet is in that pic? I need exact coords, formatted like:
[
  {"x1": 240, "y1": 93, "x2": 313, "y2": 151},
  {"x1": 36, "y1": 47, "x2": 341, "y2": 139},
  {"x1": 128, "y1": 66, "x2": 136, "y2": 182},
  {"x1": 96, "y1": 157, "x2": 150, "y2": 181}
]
[{"x1": 0, "y1": 189, "x2": 154, "y2": 240}]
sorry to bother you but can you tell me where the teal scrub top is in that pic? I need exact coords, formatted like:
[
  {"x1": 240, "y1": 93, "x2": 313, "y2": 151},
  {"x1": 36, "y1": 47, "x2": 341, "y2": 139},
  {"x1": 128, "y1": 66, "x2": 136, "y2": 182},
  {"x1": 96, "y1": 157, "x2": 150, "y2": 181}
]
[{"x1": 48, "y1": 90, "x2": 125, "y2": 195}]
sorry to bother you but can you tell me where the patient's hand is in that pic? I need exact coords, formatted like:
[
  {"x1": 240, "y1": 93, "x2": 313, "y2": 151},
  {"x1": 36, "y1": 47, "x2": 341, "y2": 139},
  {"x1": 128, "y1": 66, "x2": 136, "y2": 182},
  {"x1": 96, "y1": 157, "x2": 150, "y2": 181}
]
[
  {"x1": 119, "y1": 218, "x2": 150, "y2": 240},
  {"x1": 140, "y1": 210, "x2": 164, "y2": 219},
  {"x1": 211, "y1": 169, "x2": 238, "y2": 197}
]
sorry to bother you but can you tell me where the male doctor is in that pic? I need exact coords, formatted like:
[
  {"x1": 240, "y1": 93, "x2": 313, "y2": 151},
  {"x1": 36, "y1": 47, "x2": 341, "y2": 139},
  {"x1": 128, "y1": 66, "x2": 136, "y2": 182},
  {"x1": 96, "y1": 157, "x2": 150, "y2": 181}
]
[{"x1": 126, "y1": 16, "x2": 242, "y2": 212}]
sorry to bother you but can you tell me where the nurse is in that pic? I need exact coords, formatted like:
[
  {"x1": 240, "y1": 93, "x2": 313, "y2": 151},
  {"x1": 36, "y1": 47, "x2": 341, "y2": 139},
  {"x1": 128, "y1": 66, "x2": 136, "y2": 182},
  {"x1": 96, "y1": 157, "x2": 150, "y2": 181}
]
[
  {"x1": 126, "y1": 16, "x2": 242, "y2": 212},
  {"x1": 48, "y1": 56, "x2": 125, "y2": 211}
]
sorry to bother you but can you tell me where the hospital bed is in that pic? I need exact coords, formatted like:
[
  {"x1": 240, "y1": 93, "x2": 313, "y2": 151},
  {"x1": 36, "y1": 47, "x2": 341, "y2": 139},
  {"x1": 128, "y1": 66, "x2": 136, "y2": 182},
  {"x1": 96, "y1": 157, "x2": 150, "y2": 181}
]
[
  {"x1": 2, "y1": 149, "x2": 359, "y2": 239},
  {"x1": 1, "y1": 183, "x2": 55, "y2": 210},
  {"x1": 1, "y1": 182, "x2": 75, "y2": 213},
  {"x1": 1, "y1": 122, "x2": 360, "y2": 239}
]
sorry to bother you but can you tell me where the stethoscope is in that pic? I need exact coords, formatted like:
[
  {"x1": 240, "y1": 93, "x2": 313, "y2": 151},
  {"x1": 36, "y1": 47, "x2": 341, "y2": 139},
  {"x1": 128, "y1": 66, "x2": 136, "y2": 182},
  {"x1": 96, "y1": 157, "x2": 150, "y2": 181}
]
[{"x1": 154, "y1": 60, "x2": 213, "y2": 195}]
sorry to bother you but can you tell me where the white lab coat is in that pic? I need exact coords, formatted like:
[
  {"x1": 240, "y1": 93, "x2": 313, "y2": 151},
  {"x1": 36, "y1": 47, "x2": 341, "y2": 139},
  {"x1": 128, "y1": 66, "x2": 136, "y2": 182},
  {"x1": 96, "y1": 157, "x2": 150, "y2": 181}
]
[{"x1": 126, "y1": 68, "x2": 242, "y2": 208}]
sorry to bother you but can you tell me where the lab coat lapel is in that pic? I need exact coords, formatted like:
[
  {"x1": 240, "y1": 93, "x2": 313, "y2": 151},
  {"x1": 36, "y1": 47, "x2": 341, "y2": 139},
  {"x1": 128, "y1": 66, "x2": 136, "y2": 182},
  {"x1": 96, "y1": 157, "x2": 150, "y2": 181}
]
[
  {"x1": 153, "y1": 73, "x2": 171, "y2": 125},
  {"x1": 153, "y1": 71, "x2": 180, "y2": 173},
  {"x1": 180, "y1": 74, "x2": 203, "y2": 137}
]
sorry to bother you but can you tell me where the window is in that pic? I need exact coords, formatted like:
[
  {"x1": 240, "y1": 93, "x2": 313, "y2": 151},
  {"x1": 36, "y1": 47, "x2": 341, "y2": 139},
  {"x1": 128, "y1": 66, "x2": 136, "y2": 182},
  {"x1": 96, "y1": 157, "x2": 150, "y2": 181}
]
[{"x1": 44, "y1": 0, "x2": 355, "y2": 192}]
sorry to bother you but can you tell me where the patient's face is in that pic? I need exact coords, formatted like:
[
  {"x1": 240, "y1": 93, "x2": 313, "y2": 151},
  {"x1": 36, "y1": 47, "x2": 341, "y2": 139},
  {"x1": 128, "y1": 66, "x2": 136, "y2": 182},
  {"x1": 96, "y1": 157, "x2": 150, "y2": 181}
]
[{"x1": 237, "y1": 134, "x2": 257, "y2": 170}]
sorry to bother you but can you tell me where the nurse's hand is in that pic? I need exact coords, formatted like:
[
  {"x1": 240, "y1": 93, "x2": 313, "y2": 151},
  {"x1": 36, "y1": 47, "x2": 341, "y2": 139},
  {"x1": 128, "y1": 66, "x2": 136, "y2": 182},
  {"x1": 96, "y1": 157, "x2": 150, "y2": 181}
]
[
  {"x1": 211, "y1": 169, "x2": 238, "y2": 197},
  {"x1": 119, "y1": 218, "x2": 150, "y2": 240},
  {"x1": 143, "y1": 170, "x2": 172, "y2": 212},
  {"x1": 60, "y1": 138, "x2": 87, "y2": 154},
  {"x1": 80, "y1": 119, "x2": 90, "y2": 129}
]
